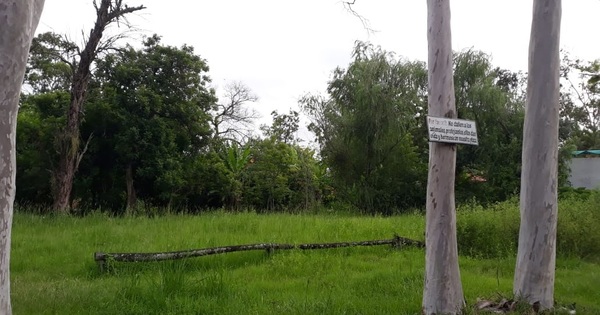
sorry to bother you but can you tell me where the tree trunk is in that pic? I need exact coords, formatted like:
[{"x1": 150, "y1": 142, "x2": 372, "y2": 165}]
[
  {"x1": 0, "y1": 1, "x2": 45, "y2": 313},
  {"x1": 125, "y1": 163, "x2": 137, "y2": 213},
  {"x1": 52, "y1": 0, "x2": 145, "y2": 212},
  {"x1": 422, "y1": 1, "x2": 464, "y2": 314},
  {"x1": 52, "y1": 6, "x2": 105, "y2": 212},
  {"x1": 514, "y1": 0, "x2": 561, "y2": 310},
  {"x1": 53, "y1": 148, "x2": 77, "y2": 212}
]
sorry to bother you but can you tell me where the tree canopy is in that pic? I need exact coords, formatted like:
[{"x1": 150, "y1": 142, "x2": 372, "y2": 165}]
[{"x1": 16, "y1": 37, "x2": 591, "y2": 214}]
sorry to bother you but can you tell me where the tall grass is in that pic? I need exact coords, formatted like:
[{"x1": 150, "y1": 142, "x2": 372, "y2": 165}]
[
  {"x1": 10, "y1": 194, "x2": 600, "y2": 314},
  {"x1": 456, "y1": 192, "x2": 600, "y2": 260}
]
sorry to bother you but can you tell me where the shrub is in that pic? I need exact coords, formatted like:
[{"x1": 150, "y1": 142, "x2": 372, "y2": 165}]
[
  {"x1": 455, "y1": 192, "x2": 600, "y2": 261},
  {"x1": 556, "y1": 191, "x2": 600, "y2": 259},
  {"x1": 456, "y1": 199, "x2": 520, "y2": 258}
]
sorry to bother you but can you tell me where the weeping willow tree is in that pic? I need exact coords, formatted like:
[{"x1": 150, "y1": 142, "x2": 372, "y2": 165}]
[{"x1": 301, "y1": 41, "x2": 428, "y2": 214}]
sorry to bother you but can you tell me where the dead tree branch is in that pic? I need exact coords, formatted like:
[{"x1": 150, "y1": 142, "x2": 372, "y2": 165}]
[
  {"x1": 94, "y1": 235, "x2": 424, "y2": 270},
  {"x1": 53, "y1": 0, "x2": 146, "y2": 212},
  {"x1": 342, "y1": 0, "x2": 377, "y2": 34}
]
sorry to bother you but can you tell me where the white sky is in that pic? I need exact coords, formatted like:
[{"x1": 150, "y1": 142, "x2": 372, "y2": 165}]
[{"x1": 36, "y1": 1, "x2": 600, "y2": 140}]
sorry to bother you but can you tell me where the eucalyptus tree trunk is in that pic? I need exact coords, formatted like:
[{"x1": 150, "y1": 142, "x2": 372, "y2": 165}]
[
  {"x1": 514, "y1": 0, "x2": 561, "y2": 310},
  {"x1": 0, "y1": 1, "x2": 45, "y2": 312},
  {"x1": 422, "y1": 0, "x2": 464, "y2": 314}
]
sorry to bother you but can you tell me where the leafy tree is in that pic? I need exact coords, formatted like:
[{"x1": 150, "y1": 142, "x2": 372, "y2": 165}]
[
  {"x1": 25, "y1": 32, "x2": 76, "y2": 94},
  {"x1": 81, "y1": 35, "x2": 216, "y2": 211},
  {"x1": 243, "y1": 139, "x2": 296, "y2": 211},
  {"x1": 0, "y1": 0, "x2": 45, "y2": 312},
  {"x1": 179, "y1": 152, "x2": 233, "y2": 211},
  {"x1": 49, "y1": 0, "x2": 145, "y2": 212},
  {"x1": 260, "y1": 109, "x2": 300, "y2": 144},
  {"x1": 452, "y1": 51, "x2": 525, "y2": 203},
  {"x1": 242, "y1": 138, "x2": 320, "y2": 211},
  {"x1": 561, "y1": 55, "x2": 600, "y2": 149},
  {"x1": 241, "y1": 110, "x2": 323, "y2": 211},
  {"x1": 301, "y1": 41, "x2": 428, "y2": 214},
  {"x1": 16, "y1": 91, "x2": 69, "y2": 206},
  {"x1": 220, "y1": 143, "x2": 252, "y2": 210}
]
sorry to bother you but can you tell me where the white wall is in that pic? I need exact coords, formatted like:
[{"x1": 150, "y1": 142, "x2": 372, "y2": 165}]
[{"x1": 569, "y1": 158, "x2": 600, "y2": 189}]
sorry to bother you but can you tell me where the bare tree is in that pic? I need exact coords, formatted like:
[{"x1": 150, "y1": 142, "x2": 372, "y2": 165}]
[
  {"x1": 210, "y1": 81, "x2": 259, "y2": 145},
  {"x1": 53, "y1": 0, "x2": 145, "y2": 212},
  {"x1": 422, "y1": 0, "x2": 464, "y2": 314},
  {"x1": 514, "y1": 0, "x2": 562, "y2": 310},
  {"x1": 0, "y1": 1, "x2": 45, "y2": 312}
]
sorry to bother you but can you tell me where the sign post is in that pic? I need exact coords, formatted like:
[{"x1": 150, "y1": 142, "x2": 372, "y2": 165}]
[{"x1": 426, "y1": 116, "x2": 479, "y2": 146}]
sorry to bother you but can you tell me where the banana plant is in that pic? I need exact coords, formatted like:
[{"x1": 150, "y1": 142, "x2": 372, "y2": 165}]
[
  {"x1": 220, "y1": 143, "x2": 252, "y2": 210},
  {"x1": 223, "y1": 143, "x2": 252, "y2": 175}
]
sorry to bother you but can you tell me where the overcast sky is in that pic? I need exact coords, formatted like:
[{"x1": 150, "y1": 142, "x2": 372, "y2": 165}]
[{"x1": 36, "y1": 1, "x2": 600, "y2": 140}]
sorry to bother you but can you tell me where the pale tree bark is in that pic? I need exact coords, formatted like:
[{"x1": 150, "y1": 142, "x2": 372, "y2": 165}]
[
  {"x1": 422, "y1": 0, "x2": 464, "y2": 314},
  {"x1": 514, "y1": 0, "x2": 561, "y2": 310},
  {"x1": 53, "y1": 0, "x2": 145, "y2": 213},
  {"x1": 0, "y1": 1, "x2": 45, "y2": 313}
]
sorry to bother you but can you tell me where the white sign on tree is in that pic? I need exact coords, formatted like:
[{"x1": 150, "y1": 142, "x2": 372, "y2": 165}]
[{"x1": 427, "y1": 116, "x2": 479, "y2": 145}]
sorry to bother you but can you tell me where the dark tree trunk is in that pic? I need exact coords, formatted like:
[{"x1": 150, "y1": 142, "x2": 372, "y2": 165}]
[
  {"x1": 125, "y1": 163, "x2": 137, "y2": 212},
  {"x1": 53, "y1": 152, "x2": 77, "y2": 213},
  {"x1": 52, "y1": 0, "x2": 145, "y2": 212}
]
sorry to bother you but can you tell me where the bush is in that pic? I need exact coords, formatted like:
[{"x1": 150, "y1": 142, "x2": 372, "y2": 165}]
[
  {"x1": 556, "y1": 191, "x2": 600, "y2": 259},
  {"x1": 456, "y1": 199, "x2": 520, "y2": 258},
  {"x1": 558, "y1": 186, "x2": 593, "y2": 201},
  {"x1": 455, "y1": 192, "x2": 600, "y2": 260}
]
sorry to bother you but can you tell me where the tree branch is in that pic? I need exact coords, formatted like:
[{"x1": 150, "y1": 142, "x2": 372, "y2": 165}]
[
  {"x1": 75, "y1": 133, "x2": 93, "y2": 171},
  {"x1": 94, "y1": 234, "x2": 424, "y2": 267},
  {"x1": 341, "y1": 0, "x2": 376, "y2": 34}
]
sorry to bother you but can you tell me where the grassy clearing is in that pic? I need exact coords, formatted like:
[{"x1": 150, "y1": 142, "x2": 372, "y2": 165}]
[{"x1": 11, "y1": 204, "x2": 600, "y2": 314}]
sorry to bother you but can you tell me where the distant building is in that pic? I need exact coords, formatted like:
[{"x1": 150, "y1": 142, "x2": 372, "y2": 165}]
[{"x1": 569, "y1": 150, "x2": 600, "y2": 189}]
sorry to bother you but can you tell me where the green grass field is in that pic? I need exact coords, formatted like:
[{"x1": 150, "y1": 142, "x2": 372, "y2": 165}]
[{"x1": 11, "y1": 208, "x2": 600, "y2": 314}]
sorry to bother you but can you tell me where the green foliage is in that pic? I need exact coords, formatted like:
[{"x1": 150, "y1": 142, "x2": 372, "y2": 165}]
[
  {"x1": 243, "y1": 139, "x2": 321, "y2": 211},
  {"x1": 178, "y1": 152, "x2": 233, "y2": 210},
  {"x1": 556, "y1": 191, "x2": 600, "y2": 259},
  {"x1": 17, "y1": 35, "x2": 597, "y2": 213},
  {"x1": 302, "y1": 42, "x2": 428, "y2": 214},
  {"x1": 16, "y1": 91, "x2": 69, "y2": 206},
  {"x1": 219, "y1": 144, "x2": 252, "y2": 209},
  {"x1": 558, "y1": 186, "x2": 593, "y2": 200},
  {"x1": 25, "y1": 32, "x2": 77, "y2": 93},
  {"x1": 77, "y1": 34, "x2": 217, "y2": 210},
  {"x1": 456, "y1": 192, "x2": 600, "y2": 260},
  {"x1": 302, "y1": 45, "x2": 538, "y2": 212},
  {"x1": 560, "y1": 54, "x2": 600, "y2": 150},
  {"x1": 223, "y1": 143, "x2": 252, "y2": 175},
  {"x1": 452, "y1": 50, "x2": 526, "y2": 204},
  {"x1": 19, "y1": 32, "x2": 330, "y2": 213},
  {"x1": 260, "y1": 110, "x2": 300, "y2": 144},
  {"x1": 456, "y1": 199, "x2": 520, "y2": 258}
]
